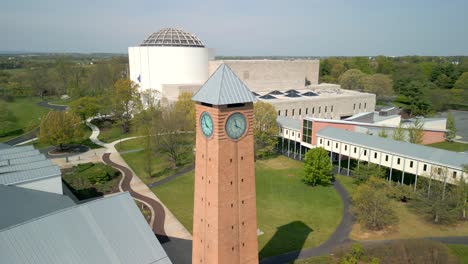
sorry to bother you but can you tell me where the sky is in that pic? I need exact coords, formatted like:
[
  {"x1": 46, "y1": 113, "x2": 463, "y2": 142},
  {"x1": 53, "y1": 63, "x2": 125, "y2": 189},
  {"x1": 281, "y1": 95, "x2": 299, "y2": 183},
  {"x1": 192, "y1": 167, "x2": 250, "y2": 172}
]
[{"x1": 1, "y1": 0, "x2": 468, "y2": 56}]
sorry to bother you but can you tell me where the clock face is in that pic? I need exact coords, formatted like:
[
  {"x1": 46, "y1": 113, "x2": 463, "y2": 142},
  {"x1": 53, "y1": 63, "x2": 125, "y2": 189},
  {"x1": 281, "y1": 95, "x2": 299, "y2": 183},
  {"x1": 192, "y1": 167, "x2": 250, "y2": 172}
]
[
  {"x1": 225, "y1": 113, "x2": 247, "y2": 140},
  {"x1": 200, "y1": 112, "x2": 213, "y2": 137}
]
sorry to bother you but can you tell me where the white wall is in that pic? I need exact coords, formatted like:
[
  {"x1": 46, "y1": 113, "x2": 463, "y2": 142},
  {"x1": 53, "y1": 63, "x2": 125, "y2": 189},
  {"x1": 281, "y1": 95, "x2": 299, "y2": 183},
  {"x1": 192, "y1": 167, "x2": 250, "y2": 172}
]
[
  {"x1": 16, "y1": 176, "x2": 63, "y2": 194},
  {"x1": 316, "y1": 136, "x2": 464, "y2": 184},
  {"x1": 129, "y1": 46, "x2": 214, "y2": 94}
]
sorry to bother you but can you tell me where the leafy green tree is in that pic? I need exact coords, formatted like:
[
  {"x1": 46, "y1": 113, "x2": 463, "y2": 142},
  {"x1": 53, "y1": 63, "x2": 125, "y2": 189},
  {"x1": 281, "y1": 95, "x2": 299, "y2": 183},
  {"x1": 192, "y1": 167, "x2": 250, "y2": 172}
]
[
  {"x1": 39, "y1": 111, "x2": 84, "y2": 151},
  {"x1": 353, "y1": 162, "x2": 386, "y2": 184},
  {"x1": 376, "y1": 55, "x2": 394, "y2": 74},
  {"x1": 253, "y1": 101, "x2": 278, "y2": 159},
  {"x1": 303, "y1": 147, "x2": 333, "y2": 186},
  {"x1": 352, "y1": 177, "x2": 398, "y2": 230},
  {"x1": 378, "y1": 128, "x2": 388, "y2": 138},
  {"x1": 70, "y1": 96, "x2": 100, "y2": 120},
  {"x1": 174, "y1": 91, "x2": 196, "y2": 131},
  {"x1": 408, "y1": 119, "x2": 424, "y2": 144},
  {"x1": 135, "y1": 106, "x2": 162, "y2": 178},
  {"x1": 454, "y1": 72, "x2": 468, "y2": 90},
  {"x1": 0, "y1": 101, "x2": 17, "y2": 136},
  {"x1": 453, "y1": 171, "x2": 468, "y2": 220},
  {"x1": 392, "y1": 124, "x2": 405, "y2": 141},
  {"x1": 362, "y1": 74, "x2": 393, "y2": 99},
  {"x1": 112, "y1": 79, "x2": 140, "y2": 133},
  {"x1": 446, "y1": 112, "x2": 456, "y2": 141},
  {"x1": 435, "y1": 74, "x2": 453, "y2": 89},
  {"x1": 339, "y1": 69, "x2": 365, "y2": 91}
]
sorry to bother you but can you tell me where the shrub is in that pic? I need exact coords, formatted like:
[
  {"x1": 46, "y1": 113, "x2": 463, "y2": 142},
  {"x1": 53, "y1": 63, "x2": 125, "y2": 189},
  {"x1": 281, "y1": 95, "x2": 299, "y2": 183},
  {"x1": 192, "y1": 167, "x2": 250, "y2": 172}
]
[{"x1": 353, "y1": 162, "x2": 386, "y2": 184}]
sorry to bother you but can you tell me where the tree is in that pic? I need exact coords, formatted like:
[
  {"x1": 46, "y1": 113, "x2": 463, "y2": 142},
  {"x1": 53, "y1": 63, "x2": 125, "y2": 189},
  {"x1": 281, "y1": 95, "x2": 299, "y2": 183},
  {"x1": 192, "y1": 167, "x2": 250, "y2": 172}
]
[
  {"x1": 253, "y1": 101, "x2": 278, "y2": 159},
  {"x1": 453, "y1": 170, "x2": 468, "y2": 220},
  {"x1": 362, "y1": 74, "x2": 393, "y2": 99},
  {"x1": 70, "y1": 97, "x2": 100, "y2": 121},
  {"x1": 174, "y1": 92, "x2": 196, "y2": 131},
  {"x1": 408, "y1": 119, "x2": 424, "y2": 144},
  {"x1": 446, "y1": 112, "x2": 457, "y2": 141},
  {"x1": 0, "y1": 101, "x2": 17, "y2": 136},
  {"x1": 338, "y1": 69, "x2": 365, "y2": 91},
  {"x1": 38, "y1": 111, "x2": 83, "y2": 151},
  {"x1": 303, "y1": 147, "x2": 333, "y2": 186},
  {"x1": 378, "y1": 128, "x2": 388, "y2": 138},
  {"x1": 392, "y1": 124, "x2": 405, "y2": 141},
  {"x1": 412, "y1": 170, "x2": 460, "y2": 224},
  {"x1": 156, "y1": 105, "x2": 193, "y2": 167},
  {"x1": 454, "y1": 72, "x2": 468, "y2": 90},
  {"x1": 353, "y1": 162, "x2": 386, "y2": 184},
  {"x1": 112, "y1": 79, "x2": 140, "y2": 133},
  {"x1": 352, "y1": 177, "x2": 398, "y2": 230},
  {"x1": 135, "y1": 106, "x2": 162, "y2": 178}
]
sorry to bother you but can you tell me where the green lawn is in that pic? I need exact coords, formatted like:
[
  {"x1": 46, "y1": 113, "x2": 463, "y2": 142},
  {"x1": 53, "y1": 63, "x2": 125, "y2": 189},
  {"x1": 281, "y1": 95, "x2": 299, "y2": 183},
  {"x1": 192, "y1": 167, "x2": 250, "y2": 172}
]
[
  {"x1": 117, "y1": 137, "x2": 194, "y2": 185},
  {"x1": 94, "y1": 120, "x2": 139, "y2": 143},
  {"x1": 62, "y1": 162, "x2": 121, "y2": 200},
  {"x1": 427, "y1": 141, "x2": 468, "y2": 152},
  {"x1": 153, "y1": 156, "x2": 343, "y2": 259},
  {"x1": 0, "y1": 97, "x2": 50, "y2": 142},
  {"x1": 447, "y1": 244, "x2": 468, "y2": 263},
  {"x1": 336, "y1": 175, "x2": 468, "y2": 241},
  {"x1": 48, "y1": 97, "x2": 73, "y2": 106}
]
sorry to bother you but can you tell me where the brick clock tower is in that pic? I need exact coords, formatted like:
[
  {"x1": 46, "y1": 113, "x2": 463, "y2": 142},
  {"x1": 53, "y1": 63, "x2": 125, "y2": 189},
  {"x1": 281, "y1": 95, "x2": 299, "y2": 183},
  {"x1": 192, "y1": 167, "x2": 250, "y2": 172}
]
[{"x1": 191, "y1": 64, "x2": 259, "y2": 264}]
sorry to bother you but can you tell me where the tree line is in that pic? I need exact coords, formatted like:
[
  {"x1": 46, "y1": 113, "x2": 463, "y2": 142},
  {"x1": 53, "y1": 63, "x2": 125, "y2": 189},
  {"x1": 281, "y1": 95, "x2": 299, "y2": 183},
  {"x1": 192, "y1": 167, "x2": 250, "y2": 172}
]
[{"x1": 320, "y1": 56, "x2": 468, "y2": 116}]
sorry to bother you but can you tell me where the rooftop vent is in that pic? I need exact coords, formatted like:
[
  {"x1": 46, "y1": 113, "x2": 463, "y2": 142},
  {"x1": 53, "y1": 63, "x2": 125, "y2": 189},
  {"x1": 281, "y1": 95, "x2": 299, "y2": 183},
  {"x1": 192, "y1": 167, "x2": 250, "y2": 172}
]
[
  {"x1": 259, "y1": 94, "x2": 277, "y2": 100},
  {"x1": 252, "y1": 92, "x2": 260, "y2": 96},
  {"x1": 302, "y1": 91, "x2": 318, "y2": 96},
  {"x1": 285, "y1": 89, "x2": 299, "y2": 94},
  {"x1": 285, "y1": 93, "x2": 302, "y2": 98},
  {"x1": 269, "y1": 90, "x2": 283, "y2": 95}
]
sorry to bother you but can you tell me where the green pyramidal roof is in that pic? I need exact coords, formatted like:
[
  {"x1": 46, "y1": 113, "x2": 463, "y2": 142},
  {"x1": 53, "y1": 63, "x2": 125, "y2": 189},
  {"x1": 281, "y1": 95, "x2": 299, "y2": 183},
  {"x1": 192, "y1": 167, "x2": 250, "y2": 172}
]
[{"x1": 192, "y1": 64, "x2": 257, "y2": 105}]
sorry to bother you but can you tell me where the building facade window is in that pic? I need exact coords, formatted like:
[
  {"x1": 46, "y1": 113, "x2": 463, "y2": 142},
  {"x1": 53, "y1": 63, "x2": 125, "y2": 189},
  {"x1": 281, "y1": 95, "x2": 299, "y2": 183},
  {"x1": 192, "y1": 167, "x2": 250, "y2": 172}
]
[
  {"x1": 363, "y1": 150, "x2": 367, "y2": 156},
  {"x1": 423, "y1": 164, "x2": 427, "y2": 171},
  {"x1": 319, "y1": 107, "x2": 321, "y2": 113},
  {"x1": 453, "y1": 171, "x2": 457, "y2": 179},
  {"x1": 286, "y1": 130, "x2": 288, "y2": 135},
  {"x1": 299, "y1": 109, "x2": 302, "y2": 115},
  {"x1": 344, "y1": 145, "x2": 347, "y2": 151},
  {"x1": 353, "y1": 104, "x2": 356, "y2": 110},
  {"x1": 410, "y1": 161, "x2": 413, "y2": 168},
  {"x1": 374, "y1": 152, "x2": 377, "y2": 159},
  {"x1": 354, "y1": 147, "x2": 357, "y2": 153},
  {"x1": 306, "y1": 108, "x2": 308, "y2": 114},
  {"x1": 302, "y1": 120, "x2": 313, "y2": 144},
  {"x1": 359, "y1": 103, "x2": 362, "y2": 109},
  {"x1": 327, "y1": 140, "x2": 330, "y2": 146},
  {"x1": 331, "y1": 106, "x2": 334, "y2": 112},
  {"x1": 320, "y1": 138, "x2": 323, "y2": 144},
  {"x1": 312, "y1": 107, "x2": 315, "y2": 114},
  {"x1": 285, "y1": 110, "x2": 288, "y2": 116},
  {"x1": 292, "y1": 109, "x2": 295, "y2": 116},
  {"x1": 325, "y1": 106, "x2": 327, "y2": 113},
  {"x1": 364, "y1": 103, "x2": 367, "y2": 109},
  {"x1": 397, "y1": 158, "x2": 401, "y2": 165},
  {"x1": 278, "y1": 110, "x2": 281, "y2": 116},
  {"x1": 292, "y1": 132, "x2": 294, "y2": 137},
  {"x1": 335, "y1": 143, "x2": 338, "y2": 148},
  {"x1": 385, "y1": 155, "x2": 388, "y2": 162}
]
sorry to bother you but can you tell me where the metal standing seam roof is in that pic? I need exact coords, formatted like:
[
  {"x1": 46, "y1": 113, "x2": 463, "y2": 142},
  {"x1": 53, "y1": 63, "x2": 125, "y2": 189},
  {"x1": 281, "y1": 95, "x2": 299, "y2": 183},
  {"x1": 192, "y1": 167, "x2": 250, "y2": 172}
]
[
  {"x1": 0, "y1": 154, "x2": 46, "y2": 167},
  {"x1": 0, "y1": 192, "x2": 172, "y2": 264},
  {"x1": 0, "y1": 165, "x2": 61, "y2": 185},
  {"x1": 0, "y1": 149, "x2": 41, "y2": 161},
  {"x1": 316, "y1": 127, "x2": 468, "y2": 170},
  {"x1": 0, "y1": 184, "x2": 75, "y2": 230},
  {"x1": 0, "y1": 145, "x2": 34, "y2": 155},
  {"x1": 192, "y1": 64, "x2": 257, "y2": 105},
  {"x1": 0, "y1": 160, "x2": 53, "y2": 174},
  {"x1": 277, "y1": 116, "x2": 302, "y2": 130}
]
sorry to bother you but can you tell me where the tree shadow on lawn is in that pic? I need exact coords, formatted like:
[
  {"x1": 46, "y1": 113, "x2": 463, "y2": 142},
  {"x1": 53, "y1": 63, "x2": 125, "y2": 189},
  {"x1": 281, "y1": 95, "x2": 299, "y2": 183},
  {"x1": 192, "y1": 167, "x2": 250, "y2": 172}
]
[{"x1": 260, "y1": 221, "x2": 313, "y2": 262}]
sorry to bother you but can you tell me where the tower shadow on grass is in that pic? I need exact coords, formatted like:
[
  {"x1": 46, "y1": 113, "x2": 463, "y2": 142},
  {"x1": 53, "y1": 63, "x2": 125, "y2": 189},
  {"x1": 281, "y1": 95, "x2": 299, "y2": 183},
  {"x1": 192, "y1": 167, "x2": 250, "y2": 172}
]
[{"x1": 259, "y1": 221, "x2": 313, "y2": 261}]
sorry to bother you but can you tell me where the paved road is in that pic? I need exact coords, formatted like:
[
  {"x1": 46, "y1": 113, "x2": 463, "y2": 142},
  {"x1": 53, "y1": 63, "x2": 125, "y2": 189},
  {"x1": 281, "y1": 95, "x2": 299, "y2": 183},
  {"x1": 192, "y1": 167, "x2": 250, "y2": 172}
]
[
  {"x1": 3, "y1": 100, "x2": 67, "y2": 146},
  {"x1": 102, "y1": 153, "x2": 170, "y2": 242},
  {"x1": 148, "y1": 165, "x2": 195, "y2": 188}
]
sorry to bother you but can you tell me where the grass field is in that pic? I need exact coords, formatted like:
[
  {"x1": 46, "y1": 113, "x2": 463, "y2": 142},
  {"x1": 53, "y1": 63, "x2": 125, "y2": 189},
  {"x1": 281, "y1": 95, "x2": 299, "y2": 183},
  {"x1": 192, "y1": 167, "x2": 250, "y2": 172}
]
[
  {"x1": 447, "y1": 244, "x2": 468, "y2": 263},
  {"x1": 48, "y1": 97, "x2": 73, "y2": 106},
  {"x1": 0, "y1": 97, "x2": 50, "y2": 142},
  {"x1": 153, "y1": 156, "x2": 343, "y2": 258},
  {"x1": 336, "y1": 175, "x2": 468, "y2": 241},
  {"x1": 116, "y1": 138, "x2": 193, "y2": 185},
  {"x1": 427, "y1": 141, "x2": 468, "y2": 152},
  {"x1": 62, "y1": 162, "x2": 121, "y2": 200},
  {"x1": 93, "y1": 120, "x2": 139, "y2": 143}
]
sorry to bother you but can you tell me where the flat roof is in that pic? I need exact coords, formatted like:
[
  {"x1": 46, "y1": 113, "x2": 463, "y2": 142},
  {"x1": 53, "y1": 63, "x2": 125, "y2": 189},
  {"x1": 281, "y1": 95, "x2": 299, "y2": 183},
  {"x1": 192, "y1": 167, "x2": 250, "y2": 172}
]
[
  {"x1": 256, "y1": 86, "x2": 374, "y2": 102},
  {"x1": 0, "y1": 192, "x2": 171, "y2": 264},
  {"x1": 317, "y1": 127, "x2": 468, "y2": 170},
  {"x1": 277, "y1": 116, "x2": 302, "y2": 130}
]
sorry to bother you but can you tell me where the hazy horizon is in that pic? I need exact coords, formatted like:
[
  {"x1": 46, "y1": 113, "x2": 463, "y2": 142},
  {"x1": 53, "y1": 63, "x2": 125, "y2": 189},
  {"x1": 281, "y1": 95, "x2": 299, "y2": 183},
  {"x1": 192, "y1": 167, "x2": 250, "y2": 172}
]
[{"x1": 2, "y1": 0, "x2": 468, "y2": 56}]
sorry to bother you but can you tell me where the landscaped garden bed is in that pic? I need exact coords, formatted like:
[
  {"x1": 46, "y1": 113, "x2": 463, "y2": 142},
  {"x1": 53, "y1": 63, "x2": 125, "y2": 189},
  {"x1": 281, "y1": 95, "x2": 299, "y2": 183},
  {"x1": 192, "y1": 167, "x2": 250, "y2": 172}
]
[{"x1": 62, "y1": 162, "x2": 121, "y2": 200}]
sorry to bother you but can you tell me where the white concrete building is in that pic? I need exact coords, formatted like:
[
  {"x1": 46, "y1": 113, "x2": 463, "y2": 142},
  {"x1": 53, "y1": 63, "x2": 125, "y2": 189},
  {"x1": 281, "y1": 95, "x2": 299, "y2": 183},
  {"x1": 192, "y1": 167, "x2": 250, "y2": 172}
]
[{"x1": 128, "y1": 28, "x2": 214, "y2": 104}]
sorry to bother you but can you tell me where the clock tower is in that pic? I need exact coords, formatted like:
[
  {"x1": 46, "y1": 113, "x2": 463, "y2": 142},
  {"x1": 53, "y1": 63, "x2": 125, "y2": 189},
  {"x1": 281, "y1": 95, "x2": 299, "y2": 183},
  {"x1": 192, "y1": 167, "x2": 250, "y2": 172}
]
[{"x1": 191, "y1": 64, "x2": 259, "y2": 264}]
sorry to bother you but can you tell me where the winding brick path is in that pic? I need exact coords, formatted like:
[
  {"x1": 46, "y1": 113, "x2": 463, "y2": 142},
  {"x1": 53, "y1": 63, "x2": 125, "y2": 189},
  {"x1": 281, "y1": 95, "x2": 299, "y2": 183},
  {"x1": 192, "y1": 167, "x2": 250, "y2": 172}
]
[{"x1": 102, "y1": 153, "x2": 169, "y2": 242}]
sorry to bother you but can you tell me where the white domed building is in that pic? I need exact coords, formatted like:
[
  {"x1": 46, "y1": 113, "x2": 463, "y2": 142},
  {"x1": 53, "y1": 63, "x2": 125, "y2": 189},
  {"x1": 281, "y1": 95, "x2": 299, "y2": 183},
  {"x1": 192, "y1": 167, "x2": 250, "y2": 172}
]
[{"x1": 128, "y1": 28, "x2": 214, "y2": 104}]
